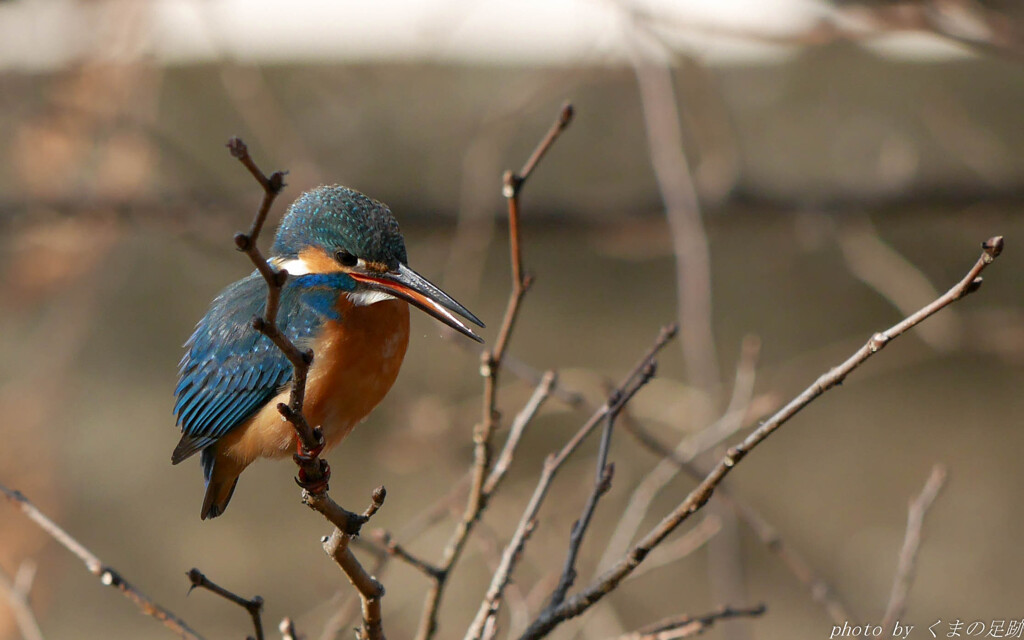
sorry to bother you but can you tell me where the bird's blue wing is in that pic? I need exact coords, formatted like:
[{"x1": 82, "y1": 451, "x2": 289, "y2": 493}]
[{"x1": 171, "y1": 272, "x2": 325, "y2": 463}]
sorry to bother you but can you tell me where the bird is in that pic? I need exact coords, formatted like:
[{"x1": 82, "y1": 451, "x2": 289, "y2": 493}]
[{"x1": 172, "y1": 185, "x2": 484, "y2": 519}]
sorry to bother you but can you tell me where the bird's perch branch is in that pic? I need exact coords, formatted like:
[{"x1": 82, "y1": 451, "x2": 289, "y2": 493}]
[
  {"x1": 0, "y1": 482, "x2": 205, "y2": 640},
  {"x1": 186, "y1": 568, "x2": 264, "y2": 640},
  {"x1": 517, "y1": 237, "x2": 1003, "y2": 639},
  {"x1": 414, "y1": 103, "x2": 573, "y2": 640},
  {"x1": 227, "y1": 138, "x2": 386, "y2": 639}
]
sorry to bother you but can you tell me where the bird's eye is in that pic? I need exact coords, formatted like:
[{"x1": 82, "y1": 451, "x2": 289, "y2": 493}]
[{"x1": 334, "y1": 250, "x2": 358, "y2": 267}]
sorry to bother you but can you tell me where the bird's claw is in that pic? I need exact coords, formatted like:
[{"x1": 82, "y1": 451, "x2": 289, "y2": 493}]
[
  {"x1": 294, "y1": 459, "x2": 331, "y2": 494},
  {"x1": 295, "y1": 436, "x2": 325, "y2": 461}
]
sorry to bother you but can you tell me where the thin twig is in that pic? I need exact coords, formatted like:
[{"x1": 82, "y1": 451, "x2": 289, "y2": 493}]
[
  {"x1": 880, "y1": 464, "x2": 948, "y2": 631},
  {"x1": 547, "y1": 388, "x2": 626, "y2": 610},
  {"x1": 465, "y1": 325, "x2": 677, "y2": 640},
  {"x1": 464, "y1": 327, "x2": 846, "y2": 625},
  {"x1": 619, "y1": 418, "x2": 852, "y2": 624},
  {"x1": 518, "y1": 237, "x2": 1003, "y2": 640},
  {"x1": 0, "y1": 483, "x2": 204, "y2": 640},
  {"x1": 625, "y1": 514, "x2": 722, "y2": 583},
  {"x1": 414, "y1": 103, "x2": 574, "y2": 640},
  {"x1": 0, "y1": 561, "x2": 44, "y2": 640},
  {"x1": 599, "y1": 335, "x2": 761, "y2": 572},
  {"x1": 482, "y1": 371, "x2": 558, "y2": 496},
  {"x1": 187, "y1": 568, "x2": 264, "y2": 640},
  {"x1": 371, "y1": 531, "x2": 444, "y2": 581},
  {"x1": 612, "y1": 604, "x2": 767, "y2": 640}
]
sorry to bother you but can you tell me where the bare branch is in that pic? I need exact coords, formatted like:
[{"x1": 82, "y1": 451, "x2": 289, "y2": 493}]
[
  {"x1": 600, "y1": 335, "x2": 761, "y2": 572},
  {"x1": 880, "y1": 464, "x2": 948, "y2": 630},
  {"x1": 0, "y1": 483, "x2": 204, "y2": 640},
  {"x1": 482, "y1": 371, "x2": 558, "y2": 496},
  {"x1": 187, "y1": 568, "x2": 264, "y2": 640},
  {"x1": 371, "y1": 531, "x2": 444, "y2": 581},
  {"x1": 612, "y1": 604, "x2": 767, "y2": 640},
  {"x1": 317, "y1": 554, "x2": 389, "y2": 640},
  {"x1": 414, "y1": 103, "x2": 574, "y2": 640},
  {"x1": 518, "y1": 237, "x2": 1003, "y2": 639},
  {"x1": 625, "y1": 514, "x2": 722, "y2": 583},
  {"x1": 466, "y1": 325, "x2": 678, "y2": 639},
  {"x1": 619, "y1": 418, "x2": 852, "y2": 624},
  {"x1": 0, "y1": 561, "x2": 44, "y2": 640}
]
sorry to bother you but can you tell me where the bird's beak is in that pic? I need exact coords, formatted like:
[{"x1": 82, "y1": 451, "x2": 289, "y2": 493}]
[{"x1": 348, "y1": 264, "x2": 485, "y2": 343}]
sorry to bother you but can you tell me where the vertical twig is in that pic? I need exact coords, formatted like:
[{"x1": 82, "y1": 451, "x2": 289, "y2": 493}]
[
  {"x1": 413, "y1": 103, "x2": 574, "y2": 640},
  {"x1": 632, "y1": 46, "x2": 719, "y2": 397},
  {"x1": 880, "y1": 464, "x2": 948, "y2": 630}
]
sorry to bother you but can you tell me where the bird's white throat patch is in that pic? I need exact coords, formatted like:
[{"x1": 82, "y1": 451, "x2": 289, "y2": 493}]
[{"x1": 347, "y1": 290, "x2": 397, "y2": 306}]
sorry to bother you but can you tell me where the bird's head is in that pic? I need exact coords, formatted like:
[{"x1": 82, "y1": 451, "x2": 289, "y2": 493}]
[{"x1": 270, "y1": 185, "x2": 484, "y2": 342}]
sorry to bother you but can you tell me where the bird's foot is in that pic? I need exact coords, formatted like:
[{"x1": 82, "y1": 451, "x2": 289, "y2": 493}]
[
  {"x1": 294, "y1": 437, "x2": 330, "y2": 493},
  {"x1": 295, "y1": 436, "x2": 325, "y2": 461},
  {"x1": 295, "y1": 459, "x2": 331, "y2": 494}
]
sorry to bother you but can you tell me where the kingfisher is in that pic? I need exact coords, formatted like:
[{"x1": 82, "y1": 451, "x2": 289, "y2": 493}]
[{"x1": 172, "y1": 185, "x2": 483, "y2": 519}]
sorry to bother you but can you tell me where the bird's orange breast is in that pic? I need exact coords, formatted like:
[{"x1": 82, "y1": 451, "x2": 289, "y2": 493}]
[
  {"x1": 304, "y1": 297, "x2": 410, "y2": 450},
  {"x1": 217, "y1": 296, "x2": 410, "y2": 466}
]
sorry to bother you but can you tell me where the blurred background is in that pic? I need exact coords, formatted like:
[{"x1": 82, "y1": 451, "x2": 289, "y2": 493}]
[{"x1": 2, "y1": 1, "x2": 1023, "y2": 638}]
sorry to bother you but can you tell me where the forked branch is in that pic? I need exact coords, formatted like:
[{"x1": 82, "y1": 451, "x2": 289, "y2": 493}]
[{"x1": 187, "y1": 568, "x2": 264, "y2": 640}]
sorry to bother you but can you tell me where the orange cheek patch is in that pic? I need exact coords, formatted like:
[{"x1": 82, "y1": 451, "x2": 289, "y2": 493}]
[{"x1": 298, "y1": 246, "x2": 344, "y2": 273}]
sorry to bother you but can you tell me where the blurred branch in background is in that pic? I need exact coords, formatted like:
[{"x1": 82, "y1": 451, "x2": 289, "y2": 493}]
[
  {"x1": 838, "y1": 216, "x2": 961, "y2": 351},
  {"x1": 0, "y1": 562, "x2": 42, "y2": 640},
  {"x1": 629, "y1": 40, "x2": 720, "y2": 405},
  {"x1": 880, "y1": 464, "x2": 948, "y2": 631},
  {"x1": 634, "y1": 0, "x2": 1024, "y2": 58},
  {"x1": 614, "y1": 604, "x2": 768, "y2": 640}
]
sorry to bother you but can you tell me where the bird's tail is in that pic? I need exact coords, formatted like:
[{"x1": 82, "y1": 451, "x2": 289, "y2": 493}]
[{"x1": 200, "y1": 448, "x2": 242, "y2": 520}]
